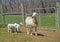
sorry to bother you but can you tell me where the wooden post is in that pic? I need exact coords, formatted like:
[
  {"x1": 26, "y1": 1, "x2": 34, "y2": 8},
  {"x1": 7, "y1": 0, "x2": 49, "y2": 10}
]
[
  {"x1": 56, "y1": 8, "x2": 59, "y2": 30},
  {"x1": 56, "y1": 2, "x2": 60, "y2": 30},
  {"x1": 2, "y1": 14, "x2": 5, "y2": 24},
  {"x1": 21, "y1": 3, "x2": 25, "y2": 25},
  {"x1": 1, "y1": 1, "x2": 5, "y2": 24}
]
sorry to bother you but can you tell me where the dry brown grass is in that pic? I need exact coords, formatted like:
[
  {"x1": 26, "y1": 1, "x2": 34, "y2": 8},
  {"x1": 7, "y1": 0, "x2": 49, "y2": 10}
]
[{"x1": 0, "y1": 27, "x2": 60, "y2": 42}]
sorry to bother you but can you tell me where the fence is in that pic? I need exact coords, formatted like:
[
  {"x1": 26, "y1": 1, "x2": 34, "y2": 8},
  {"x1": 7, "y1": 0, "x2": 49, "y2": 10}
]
[
  {"x1": 0, "y1": 0, "x2": 60, "y2": 30},
  {"x1": 56, "y1": 2, "x2": 60, "y2": 30},
  {"x1": 24, "y1": 7, "x2": 57, "y2": 30},
  {"x1": 57, "y1": 8, "x2": 60, "y2": 30},
  {"x1": 24, "y1": 2, "x2": 60, "y2": 30},
  {"x1": 0, "y1": 3, "x2": 24, "y2": 24}
]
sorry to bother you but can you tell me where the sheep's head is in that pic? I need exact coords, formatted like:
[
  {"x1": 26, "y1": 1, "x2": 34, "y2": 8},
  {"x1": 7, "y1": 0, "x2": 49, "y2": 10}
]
[
  {"x1": 20, "y1": 22, "x2": 23, "y2": 26},
  {"x1": 14, "y1": 23, "x2": 17, "y2": 25},
  {"x1": 32, "y1": 12, "x2": 37, "y2": 17}
]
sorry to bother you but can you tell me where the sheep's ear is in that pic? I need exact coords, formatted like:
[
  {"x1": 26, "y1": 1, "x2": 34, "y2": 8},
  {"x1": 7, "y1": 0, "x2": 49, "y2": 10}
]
[
  {"x1": 32, "y1": 12, "x2": 37, "y2": 16},
  {"x1": 14, "y1": 23, "x2": 17, "y2": 24},
  {"x1": 20, "y1": 22, "x2": 23, "y2": 26}
]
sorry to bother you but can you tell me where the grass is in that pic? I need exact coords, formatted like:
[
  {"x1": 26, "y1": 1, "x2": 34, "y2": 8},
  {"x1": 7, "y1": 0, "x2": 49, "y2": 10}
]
[
  {"x1": 36, "y1": 14, "x2": 56, "y2": 29},
  {"x1": 40, "y1": 15, "x2": 56, "y2": 28},
  {"x1": 0, "y1": 24, "x2": 7, "y2": 28},
  {"x1": 24, "y1": 37, "x2": 32, "y2": 42},
  {"x1": 0, "y1": 2, "x2": 60, "y2": 42},
  {"x1": 0, "y1": 28, "x2": 60, "y2": 42},
  {"x1": 0, "y1": 2, "x2": 60, "y2": 29},
  {"x1": 0, "y1": 15, "x2": 2, "y2": 23},
  {"x1": 0, "y1": 15, "x2": 23, "y2": 28},
  {"x1": 0, "y1": 14, "x2": 56, "y2": 29},
  {"x1": 0, "y1": 28, "x2": 33, "y2": 42},
  {"x1": 5, "y1": 15, "x2": 23, "y2": 23}
]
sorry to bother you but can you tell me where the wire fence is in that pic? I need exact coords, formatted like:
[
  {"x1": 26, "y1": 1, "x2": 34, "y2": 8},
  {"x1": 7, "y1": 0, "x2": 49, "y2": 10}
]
[
  {"x1": 57, "y1": 8, "x2": 60, "y2": 30},
  {"x1": 25, "y1": 7, "x2": 57, "y2": 30},
  {"x1": 0, "y1": 7, "x2": 58, "y2": 30},
  {"x1": 0, "y1": 0, "x2": 60, "y2": 30},
  {"x1": 0, "y1": 15, "x2": 23, "y2": 24}
]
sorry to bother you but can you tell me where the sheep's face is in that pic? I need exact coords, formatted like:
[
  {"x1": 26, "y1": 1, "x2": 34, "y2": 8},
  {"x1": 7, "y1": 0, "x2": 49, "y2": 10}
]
[
  {"x1": 32, "y1": 12, "x2": 37, "y2": 16},
  {"x1": 20, "y1": 22, "x2": 23, "y2": 26}
]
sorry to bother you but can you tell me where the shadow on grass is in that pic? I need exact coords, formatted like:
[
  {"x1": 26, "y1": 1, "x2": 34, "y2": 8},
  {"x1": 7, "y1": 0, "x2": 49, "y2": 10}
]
[
  {"x1": 32, "y1": 33, "x2": 45, "y2": 36},
  {"x1": 11, "y1": 31, "x2": 23, "y2": 33}
]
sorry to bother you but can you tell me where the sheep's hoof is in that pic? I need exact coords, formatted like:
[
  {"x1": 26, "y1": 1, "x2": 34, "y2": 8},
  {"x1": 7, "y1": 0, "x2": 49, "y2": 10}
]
[
  {"x1": 12, "y1": 31, "x2": 14, "y2": 33},
  {"x1": 27, "y1": 33, "x2": 29, "y2": 35},
  {"x1": 30, "y1": 33, "x2": 33, "y2": 35},
  {"x1": 17, "y1": 31, "x2": 20, "y2": 33},
  {"x1": 27, "y1": 32, "x2": 30, "y2": 35},
  {"x1": 35, "y1": 34, "x2": 37, "y2": 36},
  {"x1": 8, "y1": 31, "x2": 9, "y2": 32}
]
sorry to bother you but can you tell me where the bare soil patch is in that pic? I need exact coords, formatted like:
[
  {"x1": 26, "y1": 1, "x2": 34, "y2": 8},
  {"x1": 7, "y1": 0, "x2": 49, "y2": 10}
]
[{"x1": 0, "y1": 27, "x2": 60, "y2": 42}]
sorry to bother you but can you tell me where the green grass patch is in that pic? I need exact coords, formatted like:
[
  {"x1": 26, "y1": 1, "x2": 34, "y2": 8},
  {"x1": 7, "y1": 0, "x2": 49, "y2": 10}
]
[
  {"x1": 0, "y1": 14, "x2": 57, "y2": 29},
  {"x1": 0, "y1": 24, "x2": 7, "y2": 28},
  {"x1": 0, "y1": 15, "x2": 2, "y2": 23},
  {"x1": 24, "y1": 37, "x2": 32, "y2": 42},
  {"x1": 5, "y1": 15, "x2": 23, "y2": 23},
  {"x1": 11, "y1": 34, "x2": 18, "y2": 40},
  {"x1": 40, "y1": 15, "x2": 56, "y2": 28},
  {"x1": 36, "y1": 14, "x2": 56, "y2": 29},
  {"x1": 0, "y1": 29, "x2": 8, "y2": 37}
]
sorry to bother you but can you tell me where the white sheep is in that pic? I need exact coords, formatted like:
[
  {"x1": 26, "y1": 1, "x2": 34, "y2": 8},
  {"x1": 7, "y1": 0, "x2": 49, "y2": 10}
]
[
  {"x1": 7, "y1": 22, "x2": 23, "y2": 33},
  {"x1": 7, "y1": 23, "x2": 14, "y2": 33},
  {"x1": 14, "y1": 23, "x2": 20, "y2": 32},
  {"x1": 25, "y1": 11, "x2": 38, "y2": 36}
]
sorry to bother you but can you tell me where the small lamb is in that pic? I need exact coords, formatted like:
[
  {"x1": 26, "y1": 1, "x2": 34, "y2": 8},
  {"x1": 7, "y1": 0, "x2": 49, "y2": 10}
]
[
  {"x1": 14, "y1": 23, "x2": 20, "y2": 32},
  {"x1": 7, "y1": 23, "x2": 14, "y2": 33},
  {"x1": 7, "y1": 22, "x2": 23, "y2": 33}
]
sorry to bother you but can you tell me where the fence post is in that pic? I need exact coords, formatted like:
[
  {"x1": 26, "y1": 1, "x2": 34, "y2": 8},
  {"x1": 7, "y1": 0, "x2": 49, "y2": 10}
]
[
  {"x1": 56, "y1": 8, "x2": 59, "y2": 30},
  {"x1": 1, "y1": 4, "x2": 5, "y2": 24},
  {"x1": 21, "y1": 3, "x2": 25, "y2": 25},
  {"x1": 2, "y1": 14, "x2": 5, "y2": 24},
  {"x1": 56, "y1": 2, "x2": 60, "y2": 31}
]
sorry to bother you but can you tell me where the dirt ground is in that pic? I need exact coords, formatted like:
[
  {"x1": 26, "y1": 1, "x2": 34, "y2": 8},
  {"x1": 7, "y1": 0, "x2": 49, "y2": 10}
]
[{"x1": 0, "y1": 27, "x2": 60, "y2": 42}]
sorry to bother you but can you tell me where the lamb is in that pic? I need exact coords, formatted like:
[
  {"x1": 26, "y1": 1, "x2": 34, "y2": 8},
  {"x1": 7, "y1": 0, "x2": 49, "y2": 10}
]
[
  {"x1": 13, "y1": 23, "x2": 20, "y2": 32},
  {"x1": 7, "y1": 22, "x2": 23, "y2": 33},
  {"x1": 7, "y1": 23, "x2": 14, "y2": 33}
]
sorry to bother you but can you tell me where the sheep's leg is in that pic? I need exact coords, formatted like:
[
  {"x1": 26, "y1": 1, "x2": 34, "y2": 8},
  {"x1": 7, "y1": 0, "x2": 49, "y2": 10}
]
[
  {"x1": 27, "y1": 28, "x2": 30, "y2": 34},
  {"x1": 16, "y1": 28, "x2": 17, "y2": 32},
  {"x1": 16, "y1": 27, "x2": 20, "y2": 33},
  {"x1": 28, "y1": 26, "x2": 33, "y2": 35},
  {"x1": 26, "y1": 25, "x2": 31, "y2": 35},
  {"x1": 8, "y1": 29, "x2": 10, "y2": 32},
  {"x1": 8, "y1": 28, "x2": 10, "y2": 32},
  {"x1": 27, "y1": 26, "x2": 33, "y2": 35},
  {"x1": 12, "y1": 28, "x2": 14, "y2": 33},
  {"x1": 28, "y1": 28, "x2": 33, "y2": 35},
  {"x1": 8, "y1": 26, "x2": 11, "y2": 33},
  {"x1": 30, "y1": 28, "x2": 33, "y2": 35},
  {"x1": 35, "y1": 28, "x2": 37, "y2": 36},
  {"x1": 8, "y1": 26, "x2": 10, "y2": 32},
  {"x1": 10, "y1": 29, "x2": 11, "y2": 33},
  {"x1": 9, "y1": 28, "x2": 11, "y2": 33}
]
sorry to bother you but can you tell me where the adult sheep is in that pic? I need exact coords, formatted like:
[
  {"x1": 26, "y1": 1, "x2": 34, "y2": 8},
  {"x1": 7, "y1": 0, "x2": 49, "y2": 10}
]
[{"x1": 25, "y1": 11, "x2": 38, "y2": 36}]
